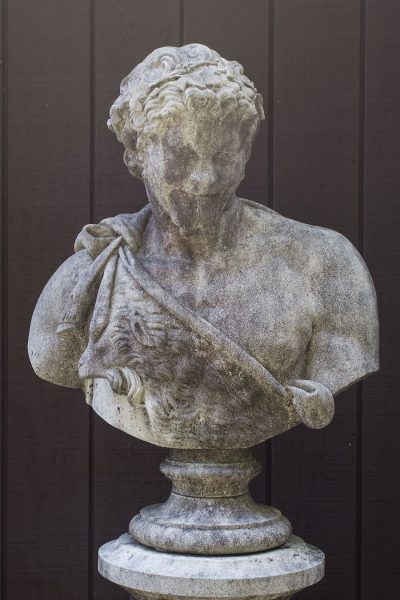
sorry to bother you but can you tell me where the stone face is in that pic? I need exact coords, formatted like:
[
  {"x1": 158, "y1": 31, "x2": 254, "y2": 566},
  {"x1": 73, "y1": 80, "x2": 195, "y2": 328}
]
[{"x1": 98, "y1": 533, "x2": 325, "y2": 600}]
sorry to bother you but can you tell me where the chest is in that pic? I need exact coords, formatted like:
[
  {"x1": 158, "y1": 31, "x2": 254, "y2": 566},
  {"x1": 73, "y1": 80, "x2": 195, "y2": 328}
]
[{"x1": 137, "y1": 252, "x2": 315, "y2": 381}]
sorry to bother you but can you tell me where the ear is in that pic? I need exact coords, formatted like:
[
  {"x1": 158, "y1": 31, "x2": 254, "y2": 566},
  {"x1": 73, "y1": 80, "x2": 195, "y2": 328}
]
[
  {"x1": 255, "y1": 93, "x2": 265, "y2": 121},
  {"x1": 123, "y1": 148, "x2": 143, "y2": 181},
  {"x1": 240, "y1": 116, "x2": 258, "y2": 160}
]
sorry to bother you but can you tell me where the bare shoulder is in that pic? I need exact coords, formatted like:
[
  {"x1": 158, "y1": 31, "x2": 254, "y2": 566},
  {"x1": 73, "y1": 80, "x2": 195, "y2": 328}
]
[
  {"x1": 28, "y1": 249, "x2": 92, "y2": 388},
  {"x1": 48, "y1": 249, "x2": 93, "y2": 288},
  {"x1": 240, "y1": 199, "x2": 379, "y2": 393},
  {"x1": 240, "y1": 197, "x2": 368, "y2": 280}
]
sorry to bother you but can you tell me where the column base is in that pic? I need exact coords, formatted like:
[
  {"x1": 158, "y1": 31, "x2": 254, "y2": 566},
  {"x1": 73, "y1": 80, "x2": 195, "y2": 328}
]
[
  {"x1": 99, "y1": 533, "x2": 325, "y2": 600},
  {"x1": 129, "y1": 449, "x2": 291, "y2": 555}
]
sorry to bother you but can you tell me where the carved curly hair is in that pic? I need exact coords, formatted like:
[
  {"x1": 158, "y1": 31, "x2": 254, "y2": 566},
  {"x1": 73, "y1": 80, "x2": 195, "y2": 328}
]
[{"x1": 108, "y1": 43, "x2": 265, "y2": 180}]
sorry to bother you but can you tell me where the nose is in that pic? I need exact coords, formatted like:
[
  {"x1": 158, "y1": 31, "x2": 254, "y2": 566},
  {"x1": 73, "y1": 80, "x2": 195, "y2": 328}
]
[{"x1": 189, "y1": 161, "x2": 218, "y2": 195}]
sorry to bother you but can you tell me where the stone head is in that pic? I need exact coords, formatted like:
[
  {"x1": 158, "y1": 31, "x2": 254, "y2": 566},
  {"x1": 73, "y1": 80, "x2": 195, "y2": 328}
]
[{"x1": 108, "y1": 44, "x2": 265, "y2": 231}]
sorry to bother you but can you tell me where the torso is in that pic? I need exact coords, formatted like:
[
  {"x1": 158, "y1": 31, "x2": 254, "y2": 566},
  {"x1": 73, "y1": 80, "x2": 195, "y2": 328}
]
[
  {"x1": 136, "y1": 200, "x2": 321, "y2": 384},
  {"x1": 78, "y1": 198, "x2": 376, "y2": 447}
]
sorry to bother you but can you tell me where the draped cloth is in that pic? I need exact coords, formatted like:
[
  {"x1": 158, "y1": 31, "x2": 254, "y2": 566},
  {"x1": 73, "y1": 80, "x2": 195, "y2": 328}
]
[
  {"x1": 57, "y1": 205, "x2": 152, "y2": 336},
  {"x1": 57, "y1": 203, "x2": 288, "y2": 401}
]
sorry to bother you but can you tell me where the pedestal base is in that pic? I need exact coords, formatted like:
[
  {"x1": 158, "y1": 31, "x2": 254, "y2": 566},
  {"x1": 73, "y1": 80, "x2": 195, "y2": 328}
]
[
  {"x1": 130, "y1": 449, "x2": 291, "y2": 554},
  {"x1": 99, "y1": 533, "x2": 325, "y2": 600}
]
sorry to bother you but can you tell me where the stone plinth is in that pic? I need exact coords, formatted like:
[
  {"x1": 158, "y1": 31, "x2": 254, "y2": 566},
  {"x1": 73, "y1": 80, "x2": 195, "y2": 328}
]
[
  {"x1": 99, "y1": 533, "x2": 325, "y2": 600},
  {"x1": 130, "y1": 449, "x2": 291, "y2": 555}
]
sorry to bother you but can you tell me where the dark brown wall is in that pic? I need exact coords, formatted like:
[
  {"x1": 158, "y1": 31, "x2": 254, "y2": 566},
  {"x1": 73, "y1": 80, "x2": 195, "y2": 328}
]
[{"x1": 1, "y1": 1, "x2": 399, "y2": 599}]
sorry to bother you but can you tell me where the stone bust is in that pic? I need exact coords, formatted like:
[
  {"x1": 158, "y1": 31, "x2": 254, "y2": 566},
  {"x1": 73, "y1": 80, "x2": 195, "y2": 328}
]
[{"x1": 28, "y1": 43, "x2": 379, "y2": 450}]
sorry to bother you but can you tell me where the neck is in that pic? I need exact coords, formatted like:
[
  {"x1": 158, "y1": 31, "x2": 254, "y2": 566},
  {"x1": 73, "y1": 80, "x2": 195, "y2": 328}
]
[{"x1": 145, "y1": 193, "x2": 242, "y2": 261}]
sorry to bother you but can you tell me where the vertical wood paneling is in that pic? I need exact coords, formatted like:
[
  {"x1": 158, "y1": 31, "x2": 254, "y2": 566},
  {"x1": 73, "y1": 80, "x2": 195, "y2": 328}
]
[
  {"x1": 0, "y1": 0, "x2": 5, "y2": 597},
  {"x1": 6, "y1": 1, "x2": 91, "y2": 598},
  {"x1": 0, "y1": 1, "x2": 398, "y2": 598},
  {"x1": 271, "y1": 2, "x2": 362, "y2": 599},
  {"x1": 93, "y1": 2, "x2": 180, "y2": 598},
  {"x1": 362, "y1": 1, "x2": 400, "y2": 596},
  {"x1": 183, "y1": 0, "x2": 271, "y2": 504}
]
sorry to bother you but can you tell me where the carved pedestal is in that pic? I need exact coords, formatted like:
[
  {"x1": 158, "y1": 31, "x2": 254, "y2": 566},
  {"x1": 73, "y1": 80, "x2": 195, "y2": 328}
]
[
  {"x1": 130, "y1": 449, "x2": 291, "y2": 555},
  {"x1": 99, "y1": 533, "x2": 324, "y2": 600},
  {"x1": 99, "y1": 450, "x2": 325, "y2": 599}
]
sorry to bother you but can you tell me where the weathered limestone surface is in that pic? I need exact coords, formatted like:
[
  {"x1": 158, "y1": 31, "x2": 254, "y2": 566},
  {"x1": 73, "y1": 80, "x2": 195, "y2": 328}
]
[
  {"x1": 28, "y1": 45, "x2": 379, "y2": 453},
  {"x1": 130, "y1": 449, "x2": 291, "y2": 555},
  {"x1": 99, "y1": 533, "x2": 324, "y2": 600},
  {"x1": 28, "y1": 43, "x2": 379, "y2": 597}
]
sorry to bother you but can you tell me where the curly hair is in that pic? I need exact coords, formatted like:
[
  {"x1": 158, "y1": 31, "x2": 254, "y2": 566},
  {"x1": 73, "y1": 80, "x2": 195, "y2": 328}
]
[{"x1": 108, "y1": 43, "x2": 265, "y2": 180}]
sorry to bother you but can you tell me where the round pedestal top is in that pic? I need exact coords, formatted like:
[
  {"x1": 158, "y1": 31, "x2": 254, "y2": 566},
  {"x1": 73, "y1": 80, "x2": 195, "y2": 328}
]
[{"x1": 99, "y1": 533, "x2": 325, "y2": 600}]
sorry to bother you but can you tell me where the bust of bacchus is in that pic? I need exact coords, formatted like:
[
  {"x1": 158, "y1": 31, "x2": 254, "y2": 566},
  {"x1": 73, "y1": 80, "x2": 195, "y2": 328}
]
[{"x1": 28, "y1": 44, "x2": 379, "y2": 449}]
